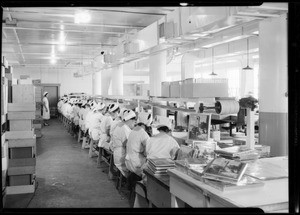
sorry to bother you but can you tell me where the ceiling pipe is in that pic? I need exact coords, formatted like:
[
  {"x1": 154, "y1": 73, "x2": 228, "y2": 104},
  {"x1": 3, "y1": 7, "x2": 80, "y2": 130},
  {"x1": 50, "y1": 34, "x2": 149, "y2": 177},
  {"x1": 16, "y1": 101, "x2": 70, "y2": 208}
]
[
  {"x1": 6, "y1": 9, "x2": 25, "y2": 64},
  {"x1": 16, "y1": 20, "x2": 145, "y2": 29},
  {"x1": 2, "y1": 42, "x2": 117, "y2": 47},
  {"x1": 3, "y1": 25, "x2": 131, "y2": 35}
]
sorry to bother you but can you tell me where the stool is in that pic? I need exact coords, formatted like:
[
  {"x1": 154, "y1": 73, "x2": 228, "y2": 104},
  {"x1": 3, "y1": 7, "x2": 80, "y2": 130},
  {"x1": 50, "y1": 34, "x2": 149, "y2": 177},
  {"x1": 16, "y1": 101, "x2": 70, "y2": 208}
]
[
  {"x1": 81, "y1": 135, "x2": 89, "y2": 149},
  {"x1": 88, "y1": 139, "x2": 98, "y2": 158},
  {"x1": 133, "y1": 181, "x2": 148, "y2": 208},
  {"x1": 116, "y1": 170, "x2": 127, "y2": 191},
  {"x1": 77, "y1": 129, "x2": 83, "y2": 143},
  {"x1": 127, "y1": 172, "x2": 142, "y2": 207}
]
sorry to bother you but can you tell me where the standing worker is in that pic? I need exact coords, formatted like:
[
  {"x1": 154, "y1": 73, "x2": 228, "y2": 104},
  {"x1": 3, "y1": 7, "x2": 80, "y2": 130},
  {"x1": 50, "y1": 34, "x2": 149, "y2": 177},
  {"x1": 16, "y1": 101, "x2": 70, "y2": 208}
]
[{"x1": 42, "y1": 92, "x2": 50, "y2": 126}]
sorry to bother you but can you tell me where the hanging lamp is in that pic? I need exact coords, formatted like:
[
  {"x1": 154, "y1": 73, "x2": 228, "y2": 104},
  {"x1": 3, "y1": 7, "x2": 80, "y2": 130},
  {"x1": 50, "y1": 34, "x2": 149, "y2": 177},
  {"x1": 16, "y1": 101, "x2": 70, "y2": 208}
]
[
  {"x1": 242, "y1": 38, "x2": 253, "y2": 70},
  {"x1": 210, "y1": 48, "x2": 217, "y2": 76}
]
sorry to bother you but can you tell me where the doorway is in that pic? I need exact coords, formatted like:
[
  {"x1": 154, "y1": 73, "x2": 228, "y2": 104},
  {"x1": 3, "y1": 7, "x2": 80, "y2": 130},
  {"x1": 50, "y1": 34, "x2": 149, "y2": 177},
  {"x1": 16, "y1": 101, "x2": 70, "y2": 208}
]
[{"x1": 42, "y1": 84, "x2": 60, "y2": 118}]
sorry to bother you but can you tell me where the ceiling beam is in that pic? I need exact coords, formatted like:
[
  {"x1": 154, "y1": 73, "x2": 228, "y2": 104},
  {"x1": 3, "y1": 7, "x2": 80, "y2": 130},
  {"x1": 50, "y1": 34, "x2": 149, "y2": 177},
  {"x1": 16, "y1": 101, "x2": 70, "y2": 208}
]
[
  {"x1": 16, "y1": 20, "x2": 145, "y2": 29},
  {"x1": 3, "y1": 25, "x2": 132, "y2": 35},
  {"x1": 3, "y1": 8, "x2": 169, "y2": 17},
  {"x1": 2, "y1": 42, "x2": 117, "y2": 47},
  {"x1": 2, "y1": 51, "x2": 95, "y2": 56}
]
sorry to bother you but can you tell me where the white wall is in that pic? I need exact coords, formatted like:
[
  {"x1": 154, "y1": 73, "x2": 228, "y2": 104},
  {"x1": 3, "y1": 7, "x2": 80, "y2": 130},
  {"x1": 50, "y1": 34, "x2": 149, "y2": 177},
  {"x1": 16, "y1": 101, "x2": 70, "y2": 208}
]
[{"x1": 13, "y1": 67, "x2": 93, "y2": 97}]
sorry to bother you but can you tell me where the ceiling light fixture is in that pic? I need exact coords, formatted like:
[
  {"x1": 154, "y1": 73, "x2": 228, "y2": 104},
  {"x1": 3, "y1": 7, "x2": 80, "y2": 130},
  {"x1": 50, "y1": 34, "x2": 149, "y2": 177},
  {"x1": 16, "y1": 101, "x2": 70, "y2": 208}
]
[
  {"x1": 210, "y1": 48, "x2": 217, "y2": 76},
  {"x1": 242, "y1": 38, "x2": 253, "y2": 71},
  {"x1": 180, "y1": 2, "x2": 188, "y2": 6},
  {"x1": 74, "y1": 10, "x2": 91, "y2": 24}
]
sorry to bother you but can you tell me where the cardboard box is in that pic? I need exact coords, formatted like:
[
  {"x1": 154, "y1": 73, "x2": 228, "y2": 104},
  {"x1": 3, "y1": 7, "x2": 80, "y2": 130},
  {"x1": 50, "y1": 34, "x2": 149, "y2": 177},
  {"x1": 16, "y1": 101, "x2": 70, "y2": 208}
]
[
  {"x1": 8, "y1": 137, "x2": 36, "y2": 148},
  {"x1": 6, "y1": 129, "x2": 35, "y2": 139},
  {"x1": 8, "y1": 103, "x2": 35, "y2": 112},
  {"x1": 12, "y1": 85, "x2": 35, "y2": 103},
  {"x1": 8, "y1": 111, "x2": 35, "y2": 120},
  {"x1": 9, "y1": 147, "x2": 33, "y2": 159},
  {"x1": 9, "y1": 174, "x2": 32, "y2": 186},
  {"x1": 170, "y1": 81, "x2": 181, "y2": 98},
  {"x1": 9, "y1": 120, "x2": 32, "y2": 131}
]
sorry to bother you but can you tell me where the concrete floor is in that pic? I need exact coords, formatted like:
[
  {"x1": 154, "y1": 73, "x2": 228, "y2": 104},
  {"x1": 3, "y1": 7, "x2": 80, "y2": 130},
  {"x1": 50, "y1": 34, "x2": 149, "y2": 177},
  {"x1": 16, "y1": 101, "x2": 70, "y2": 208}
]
[{"x1": 4, "y1": 118, "x2": 130, "y2": 208}]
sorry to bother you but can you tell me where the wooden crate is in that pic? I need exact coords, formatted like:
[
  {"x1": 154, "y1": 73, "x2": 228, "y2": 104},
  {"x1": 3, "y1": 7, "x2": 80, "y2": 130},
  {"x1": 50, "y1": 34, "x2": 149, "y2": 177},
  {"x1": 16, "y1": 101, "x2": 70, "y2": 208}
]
[
  {"x1": 12, "y1": 85, "x2": 35, "y2": 103},
  {"x1": 8, "y1": 111, "x2": 35, "y2": 120},
  {"x1": 8, "y1": 165, "x2": 35, "y2": 176},
  {"x1": 6, "y1": 178, "x2": 36, "y2": 195},
  {"x1": 9, "y1": 158, "x2": 36, "y2": 167},
  {"x1": 8, "y1": 103, "x2": 35, "y2": 112},
  {"x1": 9, "y1": 147, "x2": 34, "y2": 159},
  {"x1": 6, "y1": 129, "x2": 35, "y2": 139},
  {"x1": 9, "y1": 120, "x2": 32, "y2": 131},
  {"x1": 8, "y1": 137, "x2": 36, "y2": 148},
  {"x1": 9, "y1": 174, "x2": 33, "y2": 186}
]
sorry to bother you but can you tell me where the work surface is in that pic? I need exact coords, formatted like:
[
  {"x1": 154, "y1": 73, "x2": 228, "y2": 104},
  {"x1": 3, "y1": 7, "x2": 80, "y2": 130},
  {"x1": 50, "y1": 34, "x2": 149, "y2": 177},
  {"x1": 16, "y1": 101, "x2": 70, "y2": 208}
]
[{"x1": 167, "y1": 156, "x2": 288, "y2": 212}]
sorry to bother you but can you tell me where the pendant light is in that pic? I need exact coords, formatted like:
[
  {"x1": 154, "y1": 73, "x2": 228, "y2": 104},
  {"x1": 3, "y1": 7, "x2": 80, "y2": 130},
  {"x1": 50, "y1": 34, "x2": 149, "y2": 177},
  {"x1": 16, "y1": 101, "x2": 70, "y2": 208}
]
[
  {"x1": 210, "y1": 48, "x2": 217, "y2": 76},
  {"x1": 243, "y1": 38, "x2": 253, "y2": 70}
]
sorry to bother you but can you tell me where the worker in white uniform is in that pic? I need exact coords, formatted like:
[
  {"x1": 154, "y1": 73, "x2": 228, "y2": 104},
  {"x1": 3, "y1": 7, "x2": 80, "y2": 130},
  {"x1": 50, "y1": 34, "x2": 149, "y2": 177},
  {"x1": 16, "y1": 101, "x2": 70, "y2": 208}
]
[
  {"x1": 108, "y1": 107, "x2": 127, "y2": 151},
  {"x1": 97, "y1": 103, "x2": 114, "y2": 149},
  {"x1": 78, "y1": 100, "x2": 87, "y2": 131},
  {"x1": 111, "y1": 110, "x2": 136, "y2": 177},
  {"x1": 144, "y1": 122, "x2": 180, "y2": 160},
  {"x1": 84, "y1": 100, "x2": 95, "y2": 136},
  {"x1": 42, "y1": 92, "x2": 50, "y2": 126},
  {"x1": 125, "y1": 112, "x2": 153, "y2": 178},
  {"x1": 90, "y1": 102, "x2": 105, "y2": 141}
]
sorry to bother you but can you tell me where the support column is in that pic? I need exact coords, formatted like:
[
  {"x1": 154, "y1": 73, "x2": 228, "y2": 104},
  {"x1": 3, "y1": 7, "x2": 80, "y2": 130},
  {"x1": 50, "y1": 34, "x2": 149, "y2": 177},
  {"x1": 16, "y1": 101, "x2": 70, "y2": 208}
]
[
  {"x1": 149, "y1": 51, "x2": 167, "y2": 96},
  {"x1": 92, "y1": 72, "x2": 101, "y2": 96},
  {"x1": 111, "y1": 65, "x2": 124, "y2": 95},
  {"x1": 181, "y1": 52, "x2": 196, "y2": 80},
  {"x1": 258, "y1": 14, "x2": 288, "y2": 156},
  {"x1": 149, "y1": 51, "x2": 167, "y2": 116},
  {"x1": 101, "y1": 69, "x2": 111, "y2": 96}
]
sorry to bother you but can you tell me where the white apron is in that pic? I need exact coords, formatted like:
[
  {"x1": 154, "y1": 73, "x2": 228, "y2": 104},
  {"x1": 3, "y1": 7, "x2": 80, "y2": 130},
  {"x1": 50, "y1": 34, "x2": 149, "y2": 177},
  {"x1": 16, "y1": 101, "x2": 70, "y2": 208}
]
[{"x1": 42, "y1": 97, "x2": 50, "y2": 120}]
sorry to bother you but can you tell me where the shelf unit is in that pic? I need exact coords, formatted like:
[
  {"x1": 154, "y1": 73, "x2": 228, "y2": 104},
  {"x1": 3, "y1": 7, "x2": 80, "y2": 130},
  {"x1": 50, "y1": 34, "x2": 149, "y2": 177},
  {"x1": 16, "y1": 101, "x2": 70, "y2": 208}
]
[{"x1": 5, "y1": 82, "x2": 37, "y2": 195}]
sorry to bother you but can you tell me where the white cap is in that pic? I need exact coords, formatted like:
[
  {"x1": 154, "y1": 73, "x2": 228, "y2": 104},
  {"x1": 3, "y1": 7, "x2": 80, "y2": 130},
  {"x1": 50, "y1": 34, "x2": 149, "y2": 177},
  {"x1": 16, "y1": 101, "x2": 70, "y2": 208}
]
[
  {"x1": 138, "y1": 112, "x2": 152, "y2": 126},
  {"x1": 155, "y1": 122, "x2": 172, "y2": 130},
  {"x1": 93, "y1": 102, "x2": 105, "y2": 111},
  {"x1": 43, "y1": 92, "x2": 48, "y2": 96},
  {"x1": 109, "y1": 103, "x2": 119, "y2": 113},
  {"x1": 119, "y1": 108, "x2": 128, "y2": 120},
  {"x1": 123, "y1": 110, "x2": 136, "y2": 121}
]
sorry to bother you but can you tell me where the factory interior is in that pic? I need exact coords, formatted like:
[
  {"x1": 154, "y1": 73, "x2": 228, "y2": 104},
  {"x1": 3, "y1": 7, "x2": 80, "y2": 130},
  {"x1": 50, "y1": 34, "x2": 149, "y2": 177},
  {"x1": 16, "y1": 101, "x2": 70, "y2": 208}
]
[{"x1": 1, "y1": 2, "x2": 298, "y2": 213}]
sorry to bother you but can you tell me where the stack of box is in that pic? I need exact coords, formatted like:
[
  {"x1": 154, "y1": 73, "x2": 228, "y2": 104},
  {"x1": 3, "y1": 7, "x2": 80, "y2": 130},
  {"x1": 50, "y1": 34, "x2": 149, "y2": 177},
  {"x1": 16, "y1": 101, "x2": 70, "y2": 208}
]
[
  {"x1": 1, "y1": 56, "x2": 9, "y2": 204},
  {"x1": 5, "y1": 84, "x2": 37, "y2": 195},
  {"x1": 32, "y1": 79, "x2": 42, "y2": 137}
]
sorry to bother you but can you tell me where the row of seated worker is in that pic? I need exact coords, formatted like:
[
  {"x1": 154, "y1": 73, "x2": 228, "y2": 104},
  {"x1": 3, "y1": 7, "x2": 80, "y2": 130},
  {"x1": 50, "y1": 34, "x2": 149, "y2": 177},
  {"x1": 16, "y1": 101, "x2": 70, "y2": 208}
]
[{"x1": 56, "y1": 96, "x2": 186, "y2": 191}]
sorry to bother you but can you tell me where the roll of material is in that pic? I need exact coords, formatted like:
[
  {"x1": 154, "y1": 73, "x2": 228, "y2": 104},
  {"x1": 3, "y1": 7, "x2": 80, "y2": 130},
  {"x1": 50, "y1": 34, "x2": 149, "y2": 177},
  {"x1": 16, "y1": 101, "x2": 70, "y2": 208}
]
[{"x1": 215, "y1": 100, "x2": 240, "y2": 115}]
